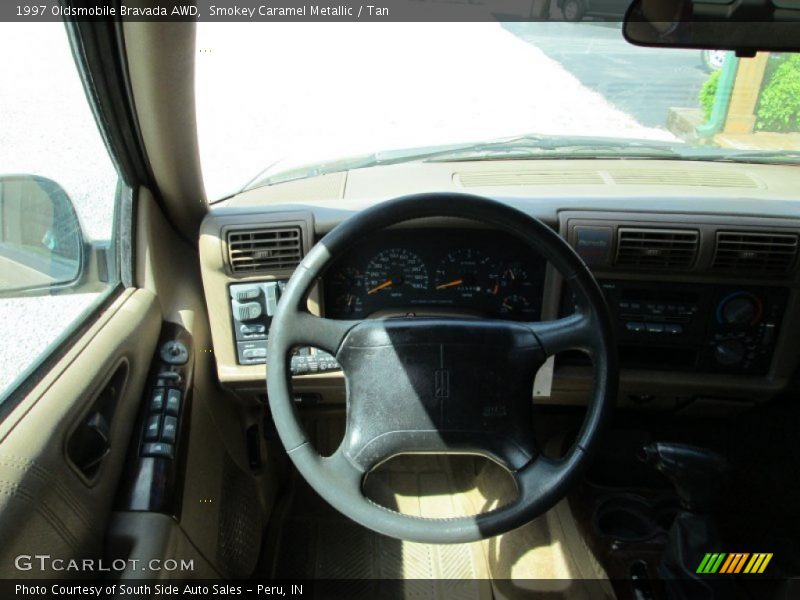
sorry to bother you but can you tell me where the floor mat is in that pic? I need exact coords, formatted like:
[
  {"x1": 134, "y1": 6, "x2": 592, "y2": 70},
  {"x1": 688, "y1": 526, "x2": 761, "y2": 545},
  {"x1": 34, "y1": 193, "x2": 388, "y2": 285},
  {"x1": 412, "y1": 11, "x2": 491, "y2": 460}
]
[
  {"x1": 263, "y1": 456, "x2": 493, "y2": 600},
  {"x1": 260, "y1": 411, "x2": 615, "y2": 599}
]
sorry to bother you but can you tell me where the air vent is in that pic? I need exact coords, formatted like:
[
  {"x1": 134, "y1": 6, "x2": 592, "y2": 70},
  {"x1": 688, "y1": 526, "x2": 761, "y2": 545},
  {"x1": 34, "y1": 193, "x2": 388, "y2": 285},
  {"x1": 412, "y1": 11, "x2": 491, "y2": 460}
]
[
  {"x1": 712, "y1": 231, "x2": 798, "y2": 274},
  {"x1": 615, "y1": 228, "x2": 699, "y2": 269},
  {"x1": 227, "y1": 227, "x2": 302, "y2": 273}
]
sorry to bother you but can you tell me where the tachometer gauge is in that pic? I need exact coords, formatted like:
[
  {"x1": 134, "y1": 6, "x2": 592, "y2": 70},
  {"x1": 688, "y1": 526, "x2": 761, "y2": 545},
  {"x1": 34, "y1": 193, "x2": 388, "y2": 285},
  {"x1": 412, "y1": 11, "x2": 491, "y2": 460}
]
[
  {"x1": 364, "y1": 249, "x2": 428, "y2": 297},
  {"x1": 434, "y1": 249, "x2": 497, "y2": 297}
]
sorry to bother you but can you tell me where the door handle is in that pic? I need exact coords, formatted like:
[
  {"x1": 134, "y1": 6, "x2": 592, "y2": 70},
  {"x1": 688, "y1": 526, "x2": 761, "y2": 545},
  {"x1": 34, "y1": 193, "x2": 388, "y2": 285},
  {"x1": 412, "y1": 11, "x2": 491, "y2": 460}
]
[{"x1": 69, "y1": 412, "x2": 111, "y2": 475}]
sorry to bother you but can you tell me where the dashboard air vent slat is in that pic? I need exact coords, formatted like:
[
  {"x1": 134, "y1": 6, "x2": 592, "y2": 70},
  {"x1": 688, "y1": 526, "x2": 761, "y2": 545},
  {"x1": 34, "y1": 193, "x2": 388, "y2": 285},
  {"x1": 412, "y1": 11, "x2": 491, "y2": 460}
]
[
  {"x1": 712, "y1": 231, "x2": 798, "y2": 274},
  {"x1": 615, "y1": 228, "x2": 698, "y2": 269},
  {"x1": 606, "y1": 168, "x2": 757, "y2": 188},
  {"x1": 227, "y1": 227, "x2": 303, "y2": 273}
]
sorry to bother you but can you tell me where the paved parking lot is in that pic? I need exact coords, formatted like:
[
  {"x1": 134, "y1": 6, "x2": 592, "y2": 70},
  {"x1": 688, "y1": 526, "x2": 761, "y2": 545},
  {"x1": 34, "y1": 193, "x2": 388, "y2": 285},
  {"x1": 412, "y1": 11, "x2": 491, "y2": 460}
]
[{"x1": 504, "y1": 21, "x2": 709, "y2": 128}]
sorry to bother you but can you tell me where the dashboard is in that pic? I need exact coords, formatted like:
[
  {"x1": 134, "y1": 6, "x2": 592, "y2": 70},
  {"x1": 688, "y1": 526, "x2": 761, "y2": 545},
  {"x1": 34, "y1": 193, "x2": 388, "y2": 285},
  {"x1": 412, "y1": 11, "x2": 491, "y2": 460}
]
[
  {"x1": 322, "y1": 228, "x2": 547, "y2": 321},
  {"x1": 198, "y1": 159, "x2": 800, "y2": 408}
]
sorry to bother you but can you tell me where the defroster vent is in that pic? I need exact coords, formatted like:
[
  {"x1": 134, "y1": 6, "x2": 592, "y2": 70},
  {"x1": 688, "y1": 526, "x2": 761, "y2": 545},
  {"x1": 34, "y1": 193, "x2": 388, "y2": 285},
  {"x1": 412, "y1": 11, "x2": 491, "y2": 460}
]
[
  {"x1": 615, "y1": 228, "x2": 698, "y2": 270},
  {"x1": 227, "y1": 227, "x2": 303, "y2": 273}
]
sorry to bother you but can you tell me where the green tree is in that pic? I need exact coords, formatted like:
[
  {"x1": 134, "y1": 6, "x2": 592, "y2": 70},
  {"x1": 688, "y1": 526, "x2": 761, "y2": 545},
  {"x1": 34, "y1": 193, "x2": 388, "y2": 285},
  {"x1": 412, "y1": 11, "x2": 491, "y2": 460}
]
[{"x1": 756, "y1": 55, "x2": 800, "y2": 132}]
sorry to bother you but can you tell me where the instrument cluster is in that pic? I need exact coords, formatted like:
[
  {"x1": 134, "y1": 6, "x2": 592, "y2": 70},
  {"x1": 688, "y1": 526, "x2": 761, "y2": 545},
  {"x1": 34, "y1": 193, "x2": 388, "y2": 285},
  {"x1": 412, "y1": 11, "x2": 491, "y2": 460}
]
[{"x1": 322, "y1": 228, "x2": 547, "y2": 320}]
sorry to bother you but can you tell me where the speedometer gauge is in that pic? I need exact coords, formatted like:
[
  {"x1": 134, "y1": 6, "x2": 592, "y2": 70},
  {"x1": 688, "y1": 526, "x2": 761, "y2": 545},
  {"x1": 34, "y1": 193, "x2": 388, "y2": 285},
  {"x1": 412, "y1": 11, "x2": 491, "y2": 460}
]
[
  {"x1": 364, "y1": 249, "x2": 428, "y2": 298},
  {"x1": 434, "y1": 249, "x2": 497, "y2": 298}
]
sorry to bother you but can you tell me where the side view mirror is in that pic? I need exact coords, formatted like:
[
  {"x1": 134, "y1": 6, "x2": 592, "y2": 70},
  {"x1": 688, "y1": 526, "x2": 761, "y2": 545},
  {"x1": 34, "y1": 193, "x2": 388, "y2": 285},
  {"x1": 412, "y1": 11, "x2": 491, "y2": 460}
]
[
  {"x1": 623, "y1": 0, "x2": 800, "y2": 54},
  {"x1": 0, "y1": 175, "x2": 84, "y2": 296}
]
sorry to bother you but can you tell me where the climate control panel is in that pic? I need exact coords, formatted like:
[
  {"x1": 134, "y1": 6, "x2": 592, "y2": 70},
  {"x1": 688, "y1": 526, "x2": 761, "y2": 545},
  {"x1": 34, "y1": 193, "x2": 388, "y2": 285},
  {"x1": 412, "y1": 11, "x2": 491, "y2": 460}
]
[
  {"x1": 229, "y1": 281, "x2": 339, "y2": 374},
  {"x1": 706, "y1": 290, "x2": 782, "y2": 373},
  {"x1": 580, "y1": 281, "x2": 787, "y2": 374}
]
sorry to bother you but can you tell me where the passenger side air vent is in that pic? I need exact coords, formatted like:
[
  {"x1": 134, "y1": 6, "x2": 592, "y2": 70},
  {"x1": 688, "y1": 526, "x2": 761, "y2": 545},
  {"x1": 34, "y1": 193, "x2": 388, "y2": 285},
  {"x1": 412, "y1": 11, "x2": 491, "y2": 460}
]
[
  {"x1": 615, "y1": 228, "x2": 699, "y2": 269},
  {"x1": 712, "y1": 231, "x2": 798, "y2": 274},
  {"x1": 227, "y1": 227, "x2": 303, "y2": 273}
]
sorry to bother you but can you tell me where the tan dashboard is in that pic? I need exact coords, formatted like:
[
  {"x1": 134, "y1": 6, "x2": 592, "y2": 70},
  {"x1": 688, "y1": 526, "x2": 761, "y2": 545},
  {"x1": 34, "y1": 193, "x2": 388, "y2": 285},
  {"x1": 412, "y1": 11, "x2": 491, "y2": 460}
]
[{"x1": 198, "y1": 161, "x2": 800, "y2": 412}]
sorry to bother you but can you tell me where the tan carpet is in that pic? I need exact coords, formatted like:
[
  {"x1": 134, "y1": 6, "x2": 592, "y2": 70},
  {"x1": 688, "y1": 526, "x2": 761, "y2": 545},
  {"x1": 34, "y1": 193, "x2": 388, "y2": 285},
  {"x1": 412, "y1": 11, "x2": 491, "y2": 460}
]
[{"x1": 260, "y1": 411, "x2": 615, "y2": 600}]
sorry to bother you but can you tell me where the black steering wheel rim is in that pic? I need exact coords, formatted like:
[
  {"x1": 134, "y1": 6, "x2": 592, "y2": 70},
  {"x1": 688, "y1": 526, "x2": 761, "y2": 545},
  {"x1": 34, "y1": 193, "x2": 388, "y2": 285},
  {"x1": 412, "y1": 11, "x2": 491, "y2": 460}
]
[{"x1": 266, "y1": 193, "x2": 617, "y2": 544}]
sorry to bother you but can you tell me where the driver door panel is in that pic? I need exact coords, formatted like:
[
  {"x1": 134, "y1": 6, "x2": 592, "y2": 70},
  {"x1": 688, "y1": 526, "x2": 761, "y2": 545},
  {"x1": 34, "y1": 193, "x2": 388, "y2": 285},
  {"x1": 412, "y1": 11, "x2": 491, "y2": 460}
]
[{"x1": 0, "y1": 289, "x2": 160, "y2": 577}]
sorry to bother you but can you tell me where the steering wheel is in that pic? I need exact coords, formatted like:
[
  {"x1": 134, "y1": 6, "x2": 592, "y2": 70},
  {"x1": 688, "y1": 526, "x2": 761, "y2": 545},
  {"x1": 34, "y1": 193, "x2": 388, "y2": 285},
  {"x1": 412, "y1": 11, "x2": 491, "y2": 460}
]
[{"x1": 266, "y1": 193, "x2": 617, "y2": 544}]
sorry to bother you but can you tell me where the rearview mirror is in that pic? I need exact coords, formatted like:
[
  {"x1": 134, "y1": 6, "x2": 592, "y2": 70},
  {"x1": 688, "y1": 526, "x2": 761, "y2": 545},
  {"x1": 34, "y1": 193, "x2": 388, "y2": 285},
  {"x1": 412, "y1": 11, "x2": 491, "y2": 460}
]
[
  {"x1": 623, "y1": 0, "x2": 800, "y2": 53},
  {"x1": 0, "y1": 175, "x2": 84, "y2": 295}
]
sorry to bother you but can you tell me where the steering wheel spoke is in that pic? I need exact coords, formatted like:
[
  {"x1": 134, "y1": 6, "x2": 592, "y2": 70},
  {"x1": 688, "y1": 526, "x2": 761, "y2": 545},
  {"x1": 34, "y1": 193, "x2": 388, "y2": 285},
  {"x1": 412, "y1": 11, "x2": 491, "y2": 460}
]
[
  {"x1": 529, "y1": 311, "x2": 596, "y2": 357},
  {"x1": 287, "y1": 311, "x2": 360, "y2": 356}
]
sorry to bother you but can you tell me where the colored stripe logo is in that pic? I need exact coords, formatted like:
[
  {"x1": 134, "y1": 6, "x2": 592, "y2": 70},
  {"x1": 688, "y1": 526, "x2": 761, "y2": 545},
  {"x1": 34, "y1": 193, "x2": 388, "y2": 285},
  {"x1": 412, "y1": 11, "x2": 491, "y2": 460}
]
[{"x1": 696, "y1": 553, "x2": 773, "y2": 574}]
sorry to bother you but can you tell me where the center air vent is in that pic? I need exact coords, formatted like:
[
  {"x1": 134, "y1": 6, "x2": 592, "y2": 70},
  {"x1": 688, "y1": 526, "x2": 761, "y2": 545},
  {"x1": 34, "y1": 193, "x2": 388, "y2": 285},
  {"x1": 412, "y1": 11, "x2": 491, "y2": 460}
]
[
  {"x1": 615, "y1": 228, "x2": 699, "y2": 269},
  {"x1": 712, "y1": 231, "x2": 798, "y2": 274},
  {"x1": 227, "y1": 227, "x2": 303, "y2": 273}
]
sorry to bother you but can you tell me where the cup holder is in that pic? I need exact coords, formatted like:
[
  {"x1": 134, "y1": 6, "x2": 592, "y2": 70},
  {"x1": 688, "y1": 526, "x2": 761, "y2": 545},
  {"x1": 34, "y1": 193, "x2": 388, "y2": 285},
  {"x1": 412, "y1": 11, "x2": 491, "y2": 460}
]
[{"x1": 593, "y1": 494, "x2": 669, "y2": 543}]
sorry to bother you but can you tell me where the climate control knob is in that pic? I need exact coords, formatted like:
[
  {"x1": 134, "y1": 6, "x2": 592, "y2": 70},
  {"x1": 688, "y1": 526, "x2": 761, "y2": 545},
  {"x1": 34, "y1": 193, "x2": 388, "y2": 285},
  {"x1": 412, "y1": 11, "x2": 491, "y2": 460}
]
[
  {"x1": 718, "y1": 293, "x2": 760, "y2": 326},
  {"x1": 714, "y1": 339, "x2": 746, "y2": 366}
]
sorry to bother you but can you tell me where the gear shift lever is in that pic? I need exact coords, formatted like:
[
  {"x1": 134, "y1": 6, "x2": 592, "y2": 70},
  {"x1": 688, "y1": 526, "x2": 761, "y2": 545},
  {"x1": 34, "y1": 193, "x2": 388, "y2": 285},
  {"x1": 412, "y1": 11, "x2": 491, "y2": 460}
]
[
  {"x1": 639, "y1": 442, "x2": 729, "y2": 512},
  {"x1": 640, "y1": 442, "x2": 733, "y2": 600}
]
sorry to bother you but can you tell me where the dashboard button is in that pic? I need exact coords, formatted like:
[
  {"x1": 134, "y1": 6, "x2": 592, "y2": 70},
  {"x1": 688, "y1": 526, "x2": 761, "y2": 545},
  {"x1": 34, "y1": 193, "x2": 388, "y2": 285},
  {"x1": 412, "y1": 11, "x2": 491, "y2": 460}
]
[
  {"x1": 231, "y1": 284, "x2": 262, "y2": 302},
  {"x1": 233, "y1": 301, "x2": 263, "y2": 321},
  {"x1": 646, "y1": 323, "x2": 664, "y2": 333},
  {"x1": 665, "y1": 323, "x2": 683, "y2": 334},
  {"x1": 240, "y1": 324, "x2": 266, "y2": 336},
  {"x1": 626, "y1": 321, "x2": 646, "y2": 332},
  {"x1": 243, "y1": 347, "x2": 267, "y2": 359}
]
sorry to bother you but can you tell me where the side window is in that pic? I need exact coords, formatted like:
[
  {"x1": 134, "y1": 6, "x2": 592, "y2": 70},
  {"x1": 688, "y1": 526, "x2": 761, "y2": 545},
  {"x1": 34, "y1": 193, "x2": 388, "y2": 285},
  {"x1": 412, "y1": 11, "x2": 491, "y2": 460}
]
[{"x1": 0, "y1": 22, "x2": 121, "y2": 401}]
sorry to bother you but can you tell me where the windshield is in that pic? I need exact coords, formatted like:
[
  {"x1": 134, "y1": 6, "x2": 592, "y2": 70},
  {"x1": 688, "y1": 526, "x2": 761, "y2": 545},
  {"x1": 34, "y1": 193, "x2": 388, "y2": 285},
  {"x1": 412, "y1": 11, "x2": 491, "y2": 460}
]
[{"x1": 195, "y1": 22, "x2": 800, "y2": 201}]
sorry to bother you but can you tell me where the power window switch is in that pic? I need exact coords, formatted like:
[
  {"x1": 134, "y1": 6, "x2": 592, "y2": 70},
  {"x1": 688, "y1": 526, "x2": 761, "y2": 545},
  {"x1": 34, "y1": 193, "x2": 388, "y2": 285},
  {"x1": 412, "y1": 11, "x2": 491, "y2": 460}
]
[
  {"x1": 142, "y1": 442, "x2": 174, "y2": 459},
  {"x1": 161, "y1": 416, "x2": 178, "y2": 444},
  {"x1": 144, "y1": 415, "x2": 161, "y2": 441},
  {"x1": 150, "y1": 388, "x2": 165, "y2": 412},
  {"x1": 166, "y1": 389, "x2": 182, "y2": 416}
]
